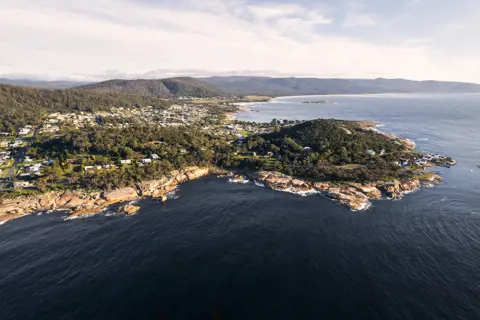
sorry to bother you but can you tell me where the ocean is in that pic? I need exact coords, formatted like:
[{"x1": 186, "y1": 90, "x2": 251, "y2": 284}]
[{"x1": 2, "y1": 93, "x2": 480, "y2": 319}]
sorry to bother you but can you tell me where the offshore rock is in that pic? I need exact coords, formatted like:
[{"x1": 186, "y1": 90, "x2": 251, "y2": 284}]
[{"x1": 118, "y1": 204, "x2": 141, "y2": 216}]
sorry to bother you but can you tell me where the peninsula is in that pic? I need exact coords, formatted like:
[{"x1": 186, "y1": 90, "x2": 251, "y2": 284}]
[{"x1": 0, "y1": 83, "x2": 456, "y2": 225}]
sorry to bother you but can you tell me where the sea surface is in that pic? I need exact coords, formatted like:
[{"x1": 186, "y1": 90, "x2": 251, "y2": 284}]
[{"x1": 2, "y1": 93, "x2": 480, "y2": 320}]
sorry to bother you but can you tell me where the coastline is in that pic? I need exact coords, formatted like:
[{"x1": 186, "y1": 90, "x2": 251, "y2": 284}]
[
  {"x1": 0, "y1": 167, "x2": 211, "y2": 225},
  {"x1": 222, "y1": 170, "x2": 443, "y2": 212}
]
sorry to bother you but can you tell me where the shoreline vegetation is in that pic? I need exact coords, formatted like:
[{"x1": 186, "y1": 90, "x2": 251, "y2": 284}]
[{"x1": 0, "y1": 85, "x2": 457, "y2": 225}]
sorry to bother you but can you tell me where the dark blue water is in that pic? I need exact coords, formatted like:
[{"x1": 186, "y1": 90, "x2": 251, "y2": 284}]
[{"x1": 2, "y1": 94, "x2": 480, "y2": 319}]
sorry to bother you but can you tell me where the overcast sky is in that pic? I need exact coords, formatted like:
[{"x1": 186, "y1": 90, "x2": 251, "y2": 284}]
[{"x1": 0, "y1": 0, "x2": 478, "y2": 82}]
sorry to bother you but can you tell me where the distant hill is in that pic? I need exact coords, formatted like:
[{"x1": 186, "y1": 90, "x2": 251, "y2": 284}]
[
  {"x1": 0, "y1": 84, "x2": 171, "y2": 131},
  {"x1": 76, "y1": 77, "x2": 223, "y2": 98},
  {"x1": 0, "y1": 78, "x2": 90, "y2": 89},
  {"x1": 9, "y1": 75, "x2": 480, "y2": 97},
  {"x1": 201, "y1": 76, "x2": 480, "y2": 96}
]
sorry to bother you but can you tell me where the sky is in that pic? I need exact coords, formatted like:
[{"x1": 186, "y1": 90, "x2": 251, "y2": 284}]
[{"x1": 0, "y1": 0, "x2": 479, "y2": 82}]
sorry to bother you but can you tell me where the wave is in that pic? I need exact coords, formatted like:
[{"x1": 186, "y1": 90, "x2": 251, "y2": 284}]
[
  {"x1": 274, "y1": 187, "x2": 321, "y2": 197},
  {"x1": 228, "y1": 178, "x2": 250, "y2": 184},
  {"x1": 418, "y1": 138, "x2": 429, "y2": 141},
  {"x1": 351, "y1": 201, "x2": 372, "y2": 212}
]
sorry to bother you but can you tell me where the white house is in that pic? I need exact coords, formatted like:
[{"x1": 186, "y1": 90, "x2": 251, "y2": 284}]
[
  {"x1": 19, "y1": 128, "x2": 31, "y2": 135},
  {"x1": 366, "y1": 150, "x2": 376, "y2": 156},
  {"x1": 84, "y1": 166, "x2": 94, "y2": 171},
  {"x1": 28, "y1": 166, "x2": 41, "y2": 173},
  {"x1": 120, "y1": 159, "x2": 132, "y2": 165},
  {"x1": 141, "y1": 159, "x2": 152, "y2": 164},
  {"x1": 151, "y1": 154, "x2": 160, "y2": 160}
]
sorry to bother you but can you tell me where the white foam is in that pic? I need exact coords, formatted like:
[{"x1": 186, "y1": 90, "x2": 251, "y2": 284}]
[
  {"x1": 275, "y1": 187, "x2": 321, "y2": 197},
  {"x1": 254, "y1": 181, "x2": 266, "y2": 188},
  {"x1": 351, "y1": 201, "x2": 372, "y2": 212},
  {"x1": 228, "y1": 178, "x2": 250, "y2": 184}
]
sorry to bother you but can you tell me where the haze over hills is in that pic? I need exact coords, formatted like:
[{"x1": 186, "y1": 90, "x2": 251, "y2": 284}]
[
  {"x1": 0, "y1": 78, "x2": 89, "y2": 89},
  {"x1": 75, "y1": 76, "x2": 480, "y2": 97},
  {"x1": 2, "y1": 76, "x2": 480, "y2": 97},
  {"x1": 201, "y1": 77, "x2": 480, "y2": 96},
  {"x1": 76, "y1": 78, "x2": 223, "y2": 98}
]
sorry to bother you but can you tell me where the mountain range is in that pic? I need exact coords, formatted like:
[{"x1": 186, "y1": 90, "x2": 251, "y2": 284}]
[{"x1": 1, "y1": 76, "x2": 480, "y2": 97}]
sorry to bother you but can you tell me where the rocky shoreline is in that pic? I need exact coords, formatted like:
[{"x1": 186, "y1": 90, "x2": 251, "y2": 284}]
[
  {"x1": 226, "y1": 171, "x2": 443, "y2": 211},
  {"x1": 0, "y1": 167, "x2": 210, "y2": 225},
  {"x1": 0, "y1": 165, "x2": 447, "y2": 226}
]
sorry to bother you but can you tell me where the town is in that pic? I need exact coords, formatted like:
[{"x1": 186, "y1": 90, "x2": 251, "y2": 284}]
[{"x1": 0, "y1": 98, "x2": 296, "y2": 194}]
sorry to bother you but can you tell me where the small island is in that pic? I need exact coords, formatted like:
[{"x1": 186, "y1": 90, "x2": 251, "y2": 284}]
[
  {"x1": 0, "y1": 84, "x2": 456, "y2": 225},
  {"x1": 302, "y1": 100, "x2": 335, "y2": 105}
]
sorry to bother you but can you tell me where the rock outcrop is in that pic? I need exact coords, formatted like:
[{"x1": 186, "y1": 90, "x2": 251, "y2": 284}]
[
  {"x1": 118, "y1": 204, "x2": 141, "y2": 215},
  {"x1": 0, "y1": 167, "x2": 210, "y2": 225},
  {"x1": 103, "y1": 187, "x2": 138, "y2": 202},
  {"x1": 252, "y1": 171, "x2": 440, "y2": 211}
]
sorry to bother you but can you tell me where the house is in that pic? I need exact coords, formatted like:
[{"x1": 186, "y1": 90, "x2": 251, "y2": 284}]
[
  {"x1": 141, "y1": 159, "x2": 152, "y2": 164},
  {"x1": 84, "y1": 166, "x2": 94, "y2": 171},
  {"x1": 120, "y1": 159, "x2": 132, "y2": 165},
  {"x1": 14, "y1": 181, "x2": 32, "y2": 188},
  {"x1": 9, "y1": 140, "x2": 23, "y2": 148},
  {"x1": 24, "y1": 156, "x2": 34, "y2": 163},
  {"x1": 28, "y1": 165, "x2": 42, "y2": 172},
  {"x1": 0, "y1": 141, "x2": 8, "y2": 148},
  {"x1": 151, "y1": 154, "x2": 160, "y2": 160},
  {"x1": 304, "y1": 147, "x2": 312, "y2": 152},
  {"x1": 19, "y1": 128, "x2": 31, "y2": 135},
  {"x1": 102, "y1": 165, "x2": 111, "y2": 169},
  {"x1": 366, "y1": 150, "x2": 376, "y2": 156}
]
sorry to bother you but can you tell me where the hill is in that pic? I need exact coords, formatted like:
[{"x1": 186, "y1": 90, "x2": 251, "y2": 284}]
[
  {"x1": 0, "y1": 78, "x2": 90, "y2": 89},
  {"x1": 202, "y1": 76, "x2": 480, "y2": 96},
  {"x1": 75, "y1": 77, "x2": 223, "y2": 98},
  {"x1": 240, "y1": 119, "x2": 411, "y2": 181},
  {"x1": 0, "y1": 84, "x2": 171, "y2": 132}
]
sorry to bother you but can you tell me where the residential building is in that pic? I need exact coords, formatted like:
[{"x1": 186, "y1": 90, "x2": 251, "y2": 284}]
[
  {"x1": 19, "y1": 128, "x2": 31, "y2": 135},
  {"x1": 14, "y1": 181, "x2": 32, "y2": 188}
]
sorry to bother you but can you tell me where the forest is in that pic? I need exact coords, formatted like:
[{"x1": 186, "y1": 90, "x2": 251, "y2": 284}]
[
  {"x1": 237, "y1": 119, "x2": 409, "y2": 181},
  {"x1": 31, "y1": 124, "x2": 240, "y2": 190},
  {"x1": 0, "y1": 84, "x2": 171, "y2": 132}
]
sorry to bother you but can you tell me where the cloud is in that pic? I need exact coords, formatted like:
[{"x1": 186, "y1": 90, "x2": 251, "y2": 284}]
[
  {"x1": 0, "y1": 0, "x2": 479, "y2": 82},
  {"x1": 342, "y1": 12, "x2": 376, "y2": 27}
]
